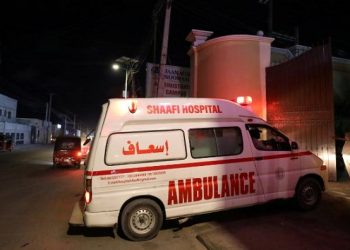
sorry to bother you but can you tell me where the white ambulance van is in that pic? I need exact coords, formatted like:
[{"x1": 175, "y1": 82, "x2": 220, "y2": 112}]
[{"x1": 69, "y1": 98, "x2": 328, "y2": 241}]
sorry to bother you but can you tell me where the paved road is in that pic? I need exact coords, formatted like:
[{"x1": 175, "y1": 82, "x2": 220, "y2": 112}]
[
  {"x1": 0, "y1": 145, "x2": 350, "y2": 250},
  {"x1": 0, "y1": 145, "x2": 204, "y2": 250}
]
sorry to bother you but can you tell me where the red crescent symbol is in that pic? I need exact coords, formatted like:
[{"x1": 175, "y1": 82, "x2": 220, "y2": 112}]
[{"x1": 129, "y1": 101, "x2": 137, "y2": 113}]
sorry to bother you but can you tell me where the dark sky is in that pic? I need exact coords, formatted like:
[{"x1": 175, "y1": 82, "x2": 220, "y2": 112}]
[{"x1": 1, "y1": 0, "x2": 349, "y2": 129}]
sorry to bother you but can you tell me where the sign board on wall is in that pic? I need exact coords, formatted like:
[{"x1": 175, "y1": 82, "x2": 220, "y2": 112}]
[{"x1": 145, "y1": 63, "x2": 191, "y2": 97}]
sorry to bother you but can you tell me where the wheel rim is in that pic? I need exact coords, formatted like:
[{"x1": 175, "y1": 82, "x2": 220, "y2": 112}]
[
  {"x1": 129, "y1": 208, "x2": 156, "y2": 235},
  {"x1": 301, "y1": 184, "x2": 317, "y2": 205}
]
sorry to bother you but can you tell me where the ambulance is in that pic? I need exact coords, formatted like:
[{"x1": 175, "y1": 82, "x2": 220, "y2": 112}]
[{"x1": 69, "y1": 98, "x2": 328, "y2": 241}]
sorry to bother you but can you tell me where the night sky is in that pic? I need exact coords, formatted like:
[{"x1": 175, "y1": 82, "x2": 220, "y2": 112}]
[{"x1": 1, "y1": 0, "x2": 349, "y2": 130}]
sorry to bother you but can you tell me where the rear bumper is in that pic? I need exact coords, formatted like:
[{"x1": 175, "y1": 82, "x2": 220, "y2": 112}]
[
  {"x1": 69, "y1": 200, "x2": 85, "y2": 226},
  {"x1": 54, "y1": 157, "x2": 81, "y2": 166},
  {"x1": 69, "y1": 199, "x2": 119, "y2": 228},
  {"x1": 84, "y1": 210, "x2": 119, "y2": 227}
]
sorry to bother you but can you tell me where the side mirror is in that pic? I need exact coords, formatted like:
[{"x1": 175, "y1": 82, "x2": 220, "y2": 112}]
[
  {"x1": 291, "y1": 141, "x2": 298, "y2": 150},
  {"x1": 83, "y1": 138, "x2": 91, "y2": 146}
]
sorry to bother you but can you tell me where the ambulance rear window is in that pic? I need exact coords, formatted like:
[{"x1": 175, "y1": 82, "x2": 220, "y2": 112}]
[{"x1": 189, "y1": 127, "x2": 243, "y2": 158}]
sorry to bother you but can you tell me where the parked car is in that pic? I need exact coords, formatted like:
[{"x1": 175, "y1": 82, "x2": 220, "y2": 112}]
[
  {"x1": 53, "y1": 136, "x2": 81, "y2": 168},
  {"x1": 0, "y1": 134, "x2": 13, "y2": 152}
]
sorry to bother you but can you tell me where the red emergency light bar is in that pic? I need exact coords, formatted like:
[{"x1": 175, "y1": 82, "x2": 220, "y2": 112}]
[
  {"x1": 236, "y1": 96, "x2": 253, "y2": 106},
  {"x1": 236, "y1": 96, "x2": 252, "y2": 106}
]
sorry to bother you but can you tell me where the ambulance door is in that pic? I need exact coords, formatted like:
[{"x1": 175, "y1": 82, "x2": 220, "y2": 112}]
[
  {"x1": 188, "y1": 125, "x2": 261, "y2": 210},
  {"x1": 246, "y1": 124, "x2": 301, "y2": 200}
]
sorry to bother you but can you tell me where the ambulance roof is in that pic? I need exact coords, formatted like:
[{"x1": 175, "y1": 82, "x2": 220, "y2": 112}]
[{"x1": 101, "y1": 98, "x2": 262, "y2": 135}]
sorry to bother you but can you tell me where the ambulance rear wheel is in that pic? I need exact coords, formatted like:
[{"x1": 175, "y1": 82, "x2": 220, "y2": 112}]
[
  {"x1": 296, "y1": 178, "x2": 321, "y2": 210},
  {"x1": 120, "y1": 198, "x2": 163, "y2": 241}
]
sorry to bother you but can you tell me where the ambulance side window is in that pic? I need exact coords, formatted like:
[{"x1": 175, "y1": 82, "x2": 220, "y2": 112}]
[
  {"x1": 189, "y1": 127, "x2": 243, "y2": 158},
  {"x1": 247, "y1": 124, "x2": 291, "y2": 151}
]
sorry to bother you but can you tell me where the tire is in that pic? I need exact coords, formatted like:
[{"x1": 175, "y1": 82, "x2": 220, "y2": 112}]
[
  {"x1": 120, "y1": 199, "x2": 163, "y2": 241},
  {"x1": 296, "y1": 178, "x2": 321, "y2": 211}
]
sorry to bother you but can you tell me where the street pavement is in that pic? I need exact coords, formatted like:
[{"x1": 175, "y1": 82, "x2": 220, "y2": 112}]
[
  {"x1": 1, "y1": 144, "x2": 350, "y2": 250},
  {"x1": 194, "y1": 180, "x2": 350, "y2": 250},
  {"x1": 327, "y1": 180, "x2": 350, "y2": 200}
]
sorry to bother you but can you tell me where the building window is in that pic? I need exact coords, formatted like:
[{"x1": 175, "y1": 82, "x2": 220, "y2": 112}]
[
  {"x1": 16, "y1": 133, "x2": 19, "y2": 140},
  {"x1": 0, "y1": 109, "x2": 2, "y2": 116},
  {"x1": 21, "y1": 133, "x2": 24, "y2": 139},
  {"x1": 8, "y1": 111, "x2": 11, "y2": 119}
]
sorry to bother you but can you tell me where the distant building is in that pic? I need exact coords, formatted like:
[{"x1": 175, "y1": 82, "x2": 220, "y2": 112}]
[
  {"x1": 16, "y1": 118, "x2": 51, "y2": 144},
  {"x1": 0, "y1": 93, "x2": 51, "y2": 145},
  {"x1": 0, "y1": 93, "x2": 17, "y2": 123}
]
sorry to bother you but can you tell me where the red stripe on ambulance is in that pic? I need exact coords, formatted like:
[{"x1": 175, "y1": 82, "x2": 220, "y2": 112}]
[{"x1": 85, "y1": 151, "x2": 312, "y2": 176}]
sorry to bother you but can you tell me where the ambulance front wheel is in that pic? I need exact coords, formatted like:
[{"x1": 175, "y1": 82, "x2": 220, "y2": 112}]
[
  {"x1": 120, "y1": 198, "x2": 163, "y2": 241},
  {"x1": 296, "y1": 178, "x2": 321, "y2": 210}
]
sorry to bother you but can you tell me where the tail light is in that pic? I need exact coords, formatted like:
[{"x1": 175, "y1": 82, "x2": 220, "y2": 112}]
[
  {"x1": 320, "y1": 164, "x2": 327, "y2": 171},
  {"x1": 77, "y1": 151, "x2": 82, "y2": 157},
  {"x1": 85, "y1": 178, "x2": 92, "y2": 204}
]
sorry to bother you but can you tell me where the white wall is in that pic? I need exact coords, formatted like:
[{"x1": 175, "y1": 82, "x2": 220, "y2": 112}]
[
  {"x1": 16, "y1": 118, "x2": 52, "y2": 144},
  {"x1": 0, "y1": 121, "x2": 31, "y2": 144},
  {"x1": 0, "y1": 93, "x2": 17, "y2": 122}
]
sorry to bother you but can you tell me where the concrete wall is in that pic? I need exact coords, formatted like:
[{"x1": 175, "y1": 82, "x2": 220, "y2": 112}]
[{"x1": 188, "y1": 35, "x2": 274, "y2": 119}]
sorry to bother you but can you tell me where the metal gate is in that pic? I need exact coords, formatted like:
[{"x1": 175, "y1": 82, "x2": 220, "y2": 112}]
[{"x1": 266, "y1": 43, "x2": 336, "y2": 181}]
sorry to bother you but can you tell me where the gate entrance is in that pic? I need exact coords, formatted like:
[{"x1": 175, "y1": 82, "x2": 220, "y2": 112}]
[{"x1": 266, "y1": 43, "x2": 336, "y2": 180}]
